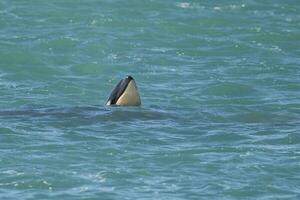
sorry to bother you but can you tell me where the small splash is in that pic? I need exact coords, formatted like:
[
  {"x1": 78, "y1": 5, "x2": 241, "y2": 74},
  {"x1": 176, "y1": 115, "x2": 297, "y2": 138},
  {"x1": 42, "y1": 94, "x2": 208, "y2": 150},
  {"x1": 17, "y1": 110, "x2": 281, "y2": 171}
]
[
  {"x1": 64, "y1": 36, "x2": 79, "y2": 42},
  {"x1": 176, "y1": 2, "x2": 191, "y2": 9},
  {"x1": 88, "y1": 172, "x2": 106, "y2": 183},
  {"x1": 91, "y1": 20, "x2": 98, "y2": 25},
  {"x1": 213, "y1": 6, "x2": 222, "y2": 11},
  {"x1": 107, "y1": 53, "x2": 118, "y2": 61},
  {"x1": 229, "y1": 4, "x2": 246, "y2": 9},
  {"x1": 150, "y1": 47, "x2": 169, "y2": 53},
  {"x1": 285, "y1": 18, "x2": 292, "y2": 22},
  {"x1": 252, "y1": 27, "x2": 262, "y2": 32},
  {"x1": 2, "y1": 170, "x2": 23, "y2": 175},
  {"x1": 0, "y1": 81, "x2": 18, "y2": 89},
  {"x1": 269, "y1": 45, "x2": 282, "y2": 52},
  {"x1": 214, "y1": 4, "x2": 246, "y2": 11}
]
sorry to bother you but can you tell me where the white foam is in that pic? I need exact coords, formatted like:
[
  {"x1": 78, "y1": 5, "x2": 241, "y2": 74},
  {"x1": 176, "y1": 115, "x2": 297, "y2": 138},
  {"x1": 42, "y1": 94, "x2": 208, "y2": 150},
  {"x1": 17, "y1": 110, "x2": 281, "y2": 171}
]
[{"x1": 176, "y1": 2, "x2": 191, "y2": 9}]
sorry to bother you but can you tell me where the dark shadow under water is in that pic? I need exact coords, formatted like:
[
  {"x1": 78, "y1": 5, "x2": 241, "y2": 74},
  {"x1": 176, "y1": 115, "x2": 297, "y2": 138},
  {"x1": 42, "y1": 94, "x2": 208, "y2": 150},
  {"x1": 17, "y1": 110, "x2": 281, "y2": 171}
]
[{"x1": 0, "y1": 104, "x2": 174, "y2": 125}]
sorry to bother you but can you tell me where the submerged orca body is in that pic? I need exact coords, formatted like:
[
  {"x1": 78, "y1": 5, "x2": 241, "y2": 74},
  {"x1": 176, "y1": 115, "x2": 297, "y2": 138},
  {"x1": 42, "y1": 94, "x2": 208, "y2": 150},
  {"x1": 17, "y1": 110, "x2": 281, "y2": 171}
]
[{"x1": 106, "y1": 76, "x2": 141, "y2": 106}]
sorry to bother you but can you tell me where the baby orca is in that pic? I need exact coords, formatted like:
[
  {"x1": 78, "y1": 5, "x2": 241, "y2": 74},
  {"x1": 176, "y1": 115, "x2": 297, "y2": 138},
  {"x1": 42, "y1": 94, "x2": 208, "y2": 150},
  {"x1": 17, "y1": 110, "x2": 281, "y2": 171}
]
[{"x1": 106, "y1": 75, "x2": 141, "y2": 106}]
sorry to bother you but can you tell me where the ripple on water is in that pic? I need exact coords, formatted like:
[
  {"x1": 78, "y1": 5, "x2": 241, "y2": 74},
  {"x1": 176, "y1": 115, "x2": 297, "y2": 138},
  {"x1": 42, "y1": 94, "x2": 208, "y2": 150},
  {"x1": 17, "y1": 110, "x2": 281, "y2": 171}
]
[{"x1": 203, "y1": 82, "x2": 256, "y2": 97}]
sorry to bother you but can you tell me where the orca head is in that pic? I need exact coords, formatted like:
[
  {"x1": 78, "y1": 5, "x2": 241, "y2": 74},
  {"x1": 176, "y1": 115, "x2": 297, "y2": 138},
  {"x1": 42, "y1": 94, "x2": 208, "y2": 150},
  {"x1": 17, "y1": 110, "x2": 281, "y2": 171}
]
[{"x1": 106, "y1": 75, "x2": 141, "y2": 106}]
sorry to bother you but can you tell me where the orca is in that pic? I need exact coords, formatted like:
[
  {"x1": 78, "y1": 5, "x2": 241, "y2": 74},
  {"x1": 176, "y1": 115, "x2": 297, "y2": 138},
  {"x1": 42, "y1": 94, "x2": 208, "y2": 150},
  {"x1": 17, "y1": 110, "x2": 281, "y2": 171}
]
[{"x1": 106, "y1": 75, "x2": 141, "y2": 106}]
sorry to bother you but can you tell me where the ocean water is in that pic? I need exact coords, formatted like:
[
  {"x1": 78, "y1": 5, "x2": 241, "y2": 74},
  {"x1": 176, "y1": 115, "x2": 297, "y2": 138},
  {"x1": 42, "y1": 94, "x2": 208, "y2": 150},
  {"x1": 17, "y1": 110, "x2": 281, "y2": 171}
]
[{"x1": 0, "y1": 0, "x2": 300, "y2": 199}]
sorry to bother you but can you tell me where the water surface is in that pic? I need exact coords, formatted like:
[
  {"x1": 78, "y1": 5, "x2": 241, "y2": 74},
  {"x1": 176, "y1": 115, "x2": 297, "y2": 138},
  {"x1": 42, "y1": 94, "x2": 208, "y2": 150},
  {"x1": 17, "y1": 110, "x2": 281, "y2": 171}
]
[{"x1": 0, "y1": 0, "x2": 300, "y2": 199}]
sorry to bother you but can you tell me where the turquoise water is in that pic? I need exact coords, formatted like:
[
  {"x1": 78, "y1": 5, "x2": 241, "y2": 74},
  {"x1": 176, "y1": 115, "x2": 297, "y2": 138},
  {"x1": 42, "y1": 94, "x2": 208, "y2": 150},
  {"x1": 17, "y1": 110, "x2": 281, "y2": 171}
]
[{"x1": 1, "y1": 0, "x2": 300, "y2": 199}]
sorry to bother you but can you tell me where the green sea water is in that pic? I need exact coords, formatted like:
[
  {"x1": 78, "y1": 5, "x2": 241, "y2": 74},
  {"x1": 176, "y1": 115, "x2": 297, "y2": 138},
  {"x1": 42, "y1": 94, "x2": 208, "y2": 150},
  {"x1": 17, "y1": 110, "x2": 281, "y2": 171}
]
[{"x1": 0, "y1": 0, "x2": 300, "y2": 199}]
